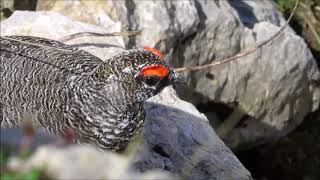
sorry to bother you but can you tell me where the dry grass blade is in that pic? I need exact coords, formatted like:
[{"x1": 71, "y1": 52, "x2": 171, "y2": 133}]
[
  {"x1": 59, "y1": 30, "x2": 142, "y2": 42},
  {"x1": 175, "y1": 0, "x2": 299, "y2": 72}
]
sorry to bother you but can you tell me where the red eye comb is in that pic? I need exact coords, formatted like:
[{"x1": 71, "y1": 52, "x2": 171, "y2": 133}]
[
  {"x1": 140, "y1": 65, "x2": 169, "y2": 78},
  {"x1": 143, "y1": 46, "x2": 164, "y2": 59}
]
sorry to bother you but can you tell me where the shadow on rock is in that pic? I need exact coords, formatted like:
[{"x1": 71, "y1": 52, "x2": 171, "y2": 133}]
[
  {"x1": 228, "y1": 0, "x2": 258, "y2": 29},
  {"x1": 133, "y1": 94, "x2": 252, "y2": 180}
]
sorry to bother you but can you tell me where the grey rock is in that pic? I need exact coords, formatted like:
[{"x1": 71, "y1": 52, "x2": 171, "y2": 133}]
[
  {"x1": 36, "y1": 0, "x2": 120, "y2": 27},
  {"x1": 137, "y1": 87, "x2": 252, "y2": 180},
  {"x1": 52, "y1": 0, "x2": 319, "y2": 149},
  {"x1": 1, "y1": 11, "x2": 252, "y2": 179},
  {"x1": 228, "y1": 0, "x2": 285, "y2": 28},
  {"x1": 218, "y1": 22, "x2": 320, "y2": 148},
  {"x1": 36, "y1": 0, "x2": 200, "y2": 50},
  {"x1": 0, "y1": 11, "x2": 125, "y2": 60},
  {"x1": 124, "y1": 0, "x2": 319, "y2": 149}
]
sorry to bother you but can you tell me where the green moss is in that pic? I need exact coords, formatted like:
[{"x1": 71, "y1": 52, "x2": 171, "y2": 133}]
[
  {"x1": 1, "y1": 168, "x2": 42, "y2": 180},
  {"x1": 274, "y1": 0, "x2": 299, "y2": 11}
]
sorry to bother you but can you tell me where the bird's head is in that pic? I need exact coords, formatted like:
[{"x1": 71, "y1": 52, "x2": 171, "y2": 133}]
[{"x1": 93, "y1": 47, "x2": 179, "y2": 102}]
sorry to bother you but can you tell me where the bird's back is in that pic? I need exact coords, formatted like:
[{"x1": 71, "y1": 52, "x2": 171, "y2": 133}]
[{"x1": 0, "y1": 36, "x2": 103, "y2": 134}]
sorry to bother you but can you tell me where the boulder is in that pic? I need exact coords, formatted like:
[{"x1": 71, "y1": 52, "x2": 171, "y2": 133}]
[
  {"x1": 138, "y1": 87, "x2": 252, "y2": 179},
  {"x1": 1, "y1": 11, "x2": 252, "y2": 179},
  {"x1": 35, "y1": 0, "x2": 320, "y2": 149},
  {"x1": 0, "y1": 10, "x2": 124, "y2": 60}
]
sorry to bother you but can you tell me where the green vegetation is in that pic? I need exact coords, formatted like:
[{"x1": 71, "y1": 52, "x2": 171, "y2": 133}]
[
  {"x1": 1, "y1": 168, "x2": 42, "y2": 180},
  {"x1": 274, "y1": 0, "x2": 320, "y2": 51},
  {"x1": 0, "y1": 147, "x2": 43, "y2": 180},
  {"x1": 0, "y1": 150, "x2": 10, "y2": 166}
]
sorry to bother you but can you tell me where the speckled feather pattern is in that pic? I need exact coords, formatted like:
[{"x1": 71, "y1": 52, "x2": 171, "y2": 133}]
[{"x1": 0, "y1": 36, "x2": 176, "y2": 151}]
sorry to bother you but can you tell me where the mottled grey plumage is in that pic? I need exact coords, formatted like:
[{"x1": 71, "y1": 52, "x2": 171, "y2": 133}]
[{"x1": 0, "y1": 36, "x2": 177, "y2": 151}]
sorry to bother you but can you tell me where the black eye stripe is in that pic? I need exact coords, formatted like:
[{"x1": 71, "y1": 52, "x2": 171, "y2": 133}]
[{"x1": 145, "y1": 75, "x2": 161, "y2": 86}]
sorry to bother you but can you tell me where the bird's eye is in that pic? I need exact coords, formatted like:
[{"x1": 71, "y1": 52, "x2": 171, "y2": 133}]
[{"x1": 145, "y1": 75, "x2": 161, "y2": 86}]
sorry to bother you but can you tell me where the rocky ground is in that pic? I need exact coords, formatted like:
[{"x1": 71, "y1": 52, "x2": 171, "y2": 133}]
[{"x1": 1, "y1": 0, "x2": 319, "y2": 179}]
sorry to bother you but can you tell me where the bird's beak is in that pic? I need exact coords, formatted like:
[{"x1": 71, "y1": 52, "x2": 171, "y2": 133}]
[{"x1": 170, "y1": 70, "x2": 184, "y2": 85}]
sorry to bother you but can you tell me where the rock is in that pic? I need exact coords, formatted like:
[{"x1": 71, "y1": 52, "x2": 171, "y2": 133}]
[
  {"x1": 0, "y1": 0, "x2": 14, "y2": 20},
  {"x1": 7, "y1": 145, "x2": 176, "y2": 180},
  {"x1": 0, "y1": 10, "x2": 124, "y2": 60},
  {"x1": 36, "y1": 0, "x2": 320, "y2": 149},
  {"x1": 1, "y1": 11, "x2": 252, "y2": 179},
  {"x1": 36, "y1": 0, "x2": 119, "y2": 28},
  {"x1": 136, "y1": 0, "x2": 320, "y2": 150},
  {"x1": 136, "y1": 87, "x2": 252, "y2": 179},
  {"x1": 218, "y1": 22, "x2": 320, "y2": 149},
  {"x1": 36, "y1": 0, "x2": 199, "y2": 49},
  {"x1": 228, "y1": 0, "x2": 284, "y2": 28}
]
